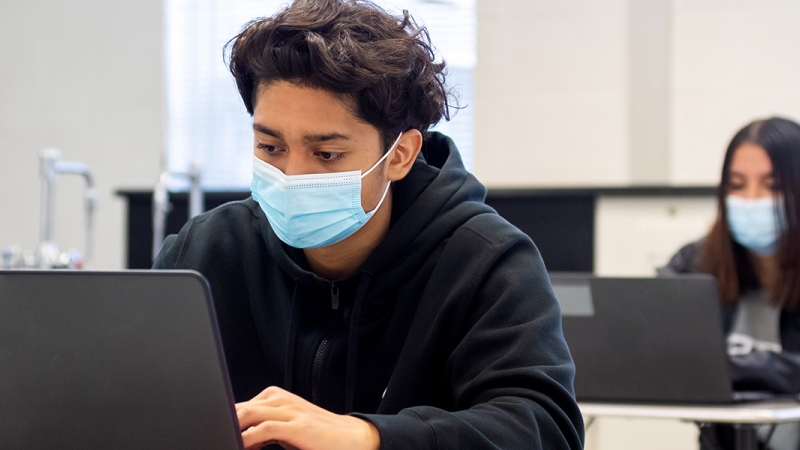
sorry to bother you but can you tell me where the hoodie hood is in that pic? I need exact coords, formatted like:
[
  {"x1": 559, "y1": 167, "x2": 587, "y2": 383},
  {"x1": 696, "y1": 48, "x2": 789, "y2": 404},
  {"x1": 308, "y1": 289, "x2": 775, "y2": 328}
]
[
  {"x1": 257, "y1": 132, "x2": 494, "y2": 411},
  {"x1": 257, "y1": 132, "x2": 495, "y2": 412}
]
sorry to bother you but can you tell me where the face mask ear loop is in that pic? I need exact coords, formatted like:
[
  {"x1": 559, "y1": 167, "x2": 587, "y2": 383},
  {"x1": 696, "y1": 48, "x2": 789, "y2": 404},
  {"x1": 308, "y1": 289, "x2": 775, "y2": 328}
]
[
  {"x1": 361, "y1": 133, "x2": 402, "y2": 216},
  {"x1": 365, "y1": 181, "x2": 392, "y2": 215},
  {"x1": 361, "y1": 133, "x2": 403, "y2": 179}
]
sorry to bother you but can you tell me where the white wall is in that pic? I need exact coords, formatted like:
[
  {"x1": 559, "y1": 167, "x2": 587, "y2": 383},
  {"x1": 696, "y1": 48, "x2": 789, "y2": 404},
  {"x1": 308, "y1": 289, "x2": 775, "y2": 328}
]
[
  {"x1": 671, "y1": 0, "x2": 800, "y2": 184},
  {"x1": 0, "y1": 0, "x2": 163, "y2": 269},
  {"x1": 476, "y1": 0, "x2": 800, "y2": 188},
  {"x1": 595, "y1": 196, "x2": 717, "y2": 276},
  {"x1": 584, "y1": 417, "x2": 699, "y2": 450},
  {"x1": 474, "y1": 0, "x2": 631, "y2": 187}
]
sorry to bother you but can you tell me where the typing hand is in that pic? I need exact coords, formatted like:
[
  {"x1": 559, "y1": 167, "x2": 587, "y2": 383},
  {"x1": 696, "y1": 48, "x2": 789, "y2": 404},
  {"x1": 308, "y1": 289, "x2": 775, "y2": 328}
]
[{"x1": 235, "y1": 386, "x2": 380, "y2": 450}]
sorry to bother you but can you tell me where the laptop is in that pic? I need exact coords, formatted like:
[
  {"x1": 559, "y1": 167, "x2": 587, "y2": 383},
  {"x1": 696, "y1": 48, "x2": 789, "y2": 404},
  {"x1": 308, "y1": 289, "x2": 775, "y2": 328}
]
[
  {"x1": 549, "y1": 273, "x2": 768, "y2": 405},
  {"x1": 0, "y1": 270, "x2": 244, "y2": 450}
]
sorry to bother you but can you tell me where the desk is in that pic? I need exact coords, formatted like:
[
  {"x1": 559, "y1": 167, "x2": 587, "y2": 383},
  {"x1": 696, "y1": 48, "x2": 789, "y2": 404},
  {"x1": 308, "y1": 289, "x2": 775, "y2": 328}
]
[{"x1": 580, "y1": 402, "x2": 800, "y2": 450}]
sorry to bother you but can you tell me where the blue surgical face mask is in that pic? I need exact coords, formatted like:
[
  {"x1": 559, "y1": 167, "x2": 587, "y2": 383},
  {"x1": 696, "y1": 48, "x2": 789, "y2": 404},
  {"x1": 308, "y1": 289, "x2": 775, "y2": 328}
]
[
  {"x1": 251, "y1": 133, "x2": 402, "y2": 249},
  {"x1": 726, "y1": 195, "x2": 787, "y2": 255}
]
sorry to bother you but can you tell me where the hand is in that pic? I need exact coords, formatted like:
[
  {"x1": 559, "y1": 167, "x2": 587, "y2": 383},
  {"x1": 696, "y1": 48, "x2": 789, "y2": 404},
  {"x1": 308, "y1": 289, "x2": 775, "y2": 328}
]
[{"x1": 235, "y1": 386, "x2": 380, "y2": 450}]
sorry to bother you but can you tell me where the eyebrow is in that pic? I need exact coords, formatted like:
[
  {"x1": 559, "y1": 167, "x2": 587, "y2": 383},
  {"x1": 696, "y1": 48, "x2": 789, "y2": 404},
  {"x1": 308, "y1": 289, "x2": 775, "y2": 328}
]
[
  {"x1": 301, "y1": 132, "x2": 351, "y2": 144},
  {"x1": 729, "y1": 171, "x2": 774, "y2": 178},
  {"x1": 252, "y1": 123, "x2": 283, "y2": 140},
  {"x1": 252, "y1": 123, "x2": 351, "y2": 144}
]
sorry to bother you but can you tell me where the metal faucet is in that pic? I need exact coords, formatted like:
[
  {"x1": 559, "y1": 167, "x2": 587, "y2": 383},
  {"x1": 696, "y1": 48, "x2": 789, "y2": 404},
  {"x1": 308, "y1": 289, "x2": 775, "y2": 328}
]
[
  {"x1": 38, "y1": 148, "x2": 97, "y2": 269},
  {"x1": 152, "y1": 164, "x2": 204, "y2": 262},
  {"x1": 2, "y1": 149, "x2": 96, "y2": 269}
]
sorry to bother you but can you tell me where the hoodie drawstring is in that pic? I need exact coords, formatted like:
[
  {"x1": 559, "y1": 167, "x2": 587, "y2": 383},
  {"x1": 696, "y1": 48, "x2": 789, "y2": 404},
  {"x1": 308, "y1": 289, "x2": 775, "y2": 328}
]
[
  {"x1": 284, "y1": 282, "x2": 301, "y2": 392},
  {"x1": 344, "y1": 272, "x2": 372, "y2": 412}
]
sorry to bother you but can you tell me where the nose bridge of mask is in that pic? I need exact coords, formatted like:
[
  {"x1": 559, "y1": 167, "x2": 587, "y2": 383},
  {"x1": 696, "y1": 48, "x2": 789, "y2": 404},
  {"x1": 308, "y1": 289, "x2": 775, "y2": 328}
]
[
  {"x1": 360, "y1": 133, "x2": 403, "y2": 180},
  {"x1": 252, "y1": 155, "x2": 360, "y2": 189},
  {"x1": 727, "y1": 195, "x2": 784, "y2": 218}
]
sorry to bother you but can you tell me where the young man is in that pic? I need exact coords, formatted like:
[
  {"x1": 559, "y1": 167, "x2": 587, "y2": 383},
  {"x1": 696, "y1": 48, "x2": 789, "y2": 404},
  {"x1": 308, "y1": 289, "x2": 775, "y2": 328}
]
[{"x1": 154, "y1": 0, "x2": 584, "y2": 448}]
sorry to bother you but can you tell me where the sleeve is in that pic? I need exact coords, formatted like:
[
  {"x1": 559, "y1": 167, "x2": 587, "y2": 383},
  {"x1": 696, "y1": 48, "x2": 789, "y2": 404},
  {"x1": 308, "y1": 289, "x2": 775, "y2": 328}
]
[
  {"x1": 152, "y1": 234, "x2": 182, "y2": 269},
  {"x1": 656, "y1": 239, "x2": 704, "y2": 276},
  {"x1": 730, "y1": 351, "x2": 800, "y2": 394},
  {"x1": 152, "y1": 218, "x2": 194, "y2": 269},
  {"x1": 356, "y1": 236, "x2": 585, "y2": 450}
]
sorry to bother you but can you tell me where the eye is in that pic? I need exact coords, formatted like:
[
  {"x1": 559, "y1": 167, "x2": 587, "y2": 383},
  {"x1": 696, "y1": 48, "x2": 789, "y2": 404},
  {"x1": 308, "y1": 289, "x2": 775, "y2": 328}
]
[
  {"x1": 727, "y1": 181, "x2": 745, "y2": 192},
  {"x1": 316, "y1": 151, "x2": 343, "y2": 162},
  {"x1": 256, "y1": 143, "x2": 283, "y2": 154},
  {"x1": 727, "y1": 174, "x2": 745, "y2": 192},
  {"x1": 767, "y1": 181, "x2": 780, "y2": 192}
]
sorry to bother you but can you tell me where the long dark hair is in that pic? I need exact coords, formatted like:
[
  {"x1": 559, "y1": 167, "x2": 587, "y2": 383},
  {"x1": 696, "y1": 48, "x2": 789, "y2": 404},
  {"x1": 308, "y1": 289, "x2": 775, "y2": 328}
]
[{"x1": 701, "y1": 117, "x2": 800, "y2": 309}]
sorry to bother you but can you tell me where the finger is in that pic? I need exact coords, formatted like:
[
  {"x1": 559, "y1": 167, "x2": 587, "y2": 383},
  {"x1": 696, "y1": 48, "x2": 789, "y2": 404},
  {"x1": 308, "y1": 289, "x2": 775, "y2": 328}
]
[
  {"x1": 236, "y1": 395, "x2": 290, "y2": 413},
  {"x1": 236, "y1": 404, "x2": 294, "y2": 430},
  {"x1": 240, "y1": 387, "x2": 313, "y2": 412},
  {"x1": 235, "y1": 401, "x2": 254, "y2": 412},
  {"x1": 241, "y1": 419, "x2": 294, "y2": 450},
  {"x1": 251, "y1": 385, "x2": 293, "y2": 401}
]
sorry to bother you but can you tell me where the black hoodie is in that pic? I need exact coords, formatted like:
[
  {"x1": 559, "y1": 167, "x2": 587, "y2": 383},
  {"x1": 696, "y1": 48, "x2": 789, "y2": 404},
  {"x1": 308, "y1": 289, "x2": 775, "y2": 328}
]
[{"x1": 154, "y1": 133, "x2": 584, "y2": 449}]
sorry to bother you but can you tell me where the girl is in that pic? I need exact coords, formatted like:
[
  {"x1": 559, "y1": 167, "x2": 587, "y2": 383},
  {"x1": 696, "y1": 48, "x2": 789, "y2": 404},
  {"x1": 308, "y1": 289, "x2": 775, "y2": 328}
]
[{"x1": 662, "y1": 117, "x2": 800, "y2": 450}]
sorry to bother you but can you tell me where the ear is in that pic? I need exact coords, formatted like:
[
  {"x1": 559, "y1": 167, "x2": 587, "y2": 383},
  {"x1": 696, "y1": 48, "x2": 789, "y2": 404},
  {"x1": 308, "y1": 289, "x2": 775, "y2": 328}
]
[{"x1": 385, "y1": 129, "x2": 423, "y2": 181}]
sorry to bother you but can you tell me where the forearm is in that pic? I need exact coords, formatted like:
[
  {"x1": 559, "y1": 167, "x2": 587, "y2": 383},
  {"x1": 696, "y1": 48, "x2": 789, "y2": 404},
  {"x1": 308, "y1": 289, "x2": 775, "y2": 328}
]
[
  {"x1": 356, "y1": 395, "x2": 583, "y2": 450},
  {"x1": 730, "y1": 351, "x2": 800, "y2": 394}
]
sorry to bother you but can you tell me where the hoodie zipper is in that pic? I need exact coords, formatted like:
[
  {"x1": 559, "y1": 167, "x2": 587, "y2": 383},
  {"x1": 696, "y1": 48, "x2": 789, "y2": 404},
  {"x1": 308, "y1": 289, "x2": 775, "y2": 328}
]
[
  {"x1": 311, "y1": 305, "x2": 351, "y2": 405},
  {"x1": 330, "y1": 282, "x2": 340, "y2": 310}
]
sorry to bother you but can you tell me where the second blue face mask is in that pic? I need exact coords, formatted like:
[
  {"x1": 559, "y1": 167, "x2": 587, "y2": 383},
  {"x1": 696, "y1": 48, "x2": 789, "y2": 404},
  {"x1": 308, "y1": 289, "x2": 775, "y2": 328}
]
[
  {"x1": 251, "y1": 133, "x2": 402, "y2": 249},
  {"x1": 726, "y1": 196, "x2": 787, "y2": 255}
]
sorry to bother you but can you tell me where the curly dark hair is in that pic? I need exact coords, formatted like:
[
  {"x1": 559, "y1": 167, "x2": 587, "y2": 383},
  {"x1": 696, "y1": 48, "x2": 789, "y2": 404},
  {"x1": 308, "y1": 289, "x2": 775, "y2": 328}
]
[{"x1": 226, "y1": 0, "x2": 453, "y2": 152}]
